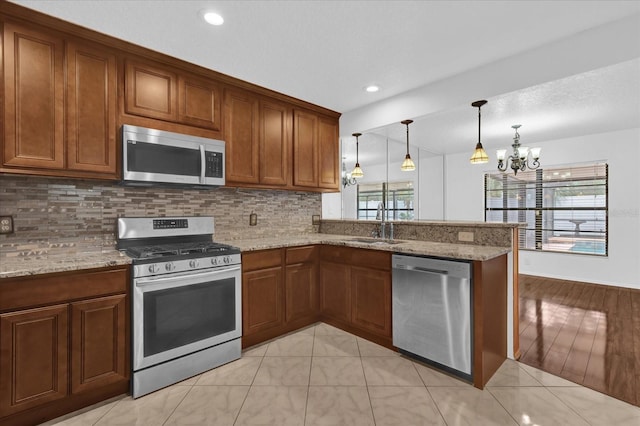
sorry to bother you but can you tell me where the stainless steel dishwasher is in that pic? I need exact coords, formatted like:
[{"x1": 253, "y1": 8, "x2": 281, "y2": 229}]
[{"x1": 392, "y1": 254, "x2": 473, "y2": 381}]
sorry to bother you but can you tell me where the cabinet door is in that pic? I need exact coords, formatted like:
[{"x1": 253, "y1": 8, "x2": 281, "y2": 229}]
[
  {"x1": 178, "y1": 75, "x2": 222, "y2": 131},
  {"x1": 285, "y1": 262, "x2": 318, "y2": 322},
  {"x1": 70, "y1": 294, "x2": 127, "y2": 394},
  {"x1": 319, "y1": 261, "x2": 351, "y2": 322},
  {"x1": 3, "y1": 22, "x2": 64, "y2": 169},
  {"x1": 224, "y1": 88, "x2": 260, "y2": 183},
  {"x1": 318, "y1": 116, "x2": 339, "y2": 190},
  {"x1": 0, "y1": 305, "x2": 68, "y2": 417},
  {"x1": 242, "y1": 266, "x2": 284, "y2": 335},
  {"x1": 293, "y1": 110, "x2": 318, "y2": 187},
  {"x1": 125, "y1": 60, "x2": 178, "y2": 121},
  {"x1": 66, "y1": 40, "x2": 117, "y2": 174},
  {"x1": 351, "y1": 266, "x2": 392, "y2": 337},
  {"x1": 260, "y1": 100, "x2": 291, "y2": 186}
]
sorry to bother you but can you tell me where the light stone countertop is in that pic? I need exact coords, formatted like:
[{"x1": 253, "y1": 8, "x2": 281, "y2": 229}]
[
  {"x1": 1, "y1": 233, "x2": 511, "y2": 279},
  {"x1": 0, "y1": 251, "x2": 132, "y2": 279},
  {"x1": 221, "y1": 233, "x2": 511, "y2": 261}
]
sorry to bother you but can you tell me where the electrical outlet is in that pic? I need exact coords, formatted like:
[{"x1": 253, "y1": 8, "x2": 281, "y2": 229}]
[
  {"x1": 0, "y1": 216, "x2": 14, "y2": 234},
  {"x1": 312, "y1": 215, "x2": 320, "y2": 225},
  {"x1": 458, "y1": 231, "x2": 474, "y2": 242}
]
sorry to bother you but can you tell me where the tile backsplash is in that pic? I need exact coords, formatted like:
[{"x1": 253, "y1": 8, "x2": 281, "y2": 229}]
[{"x1": 0, "y1": 175, "x2": 321, "y2": 260}]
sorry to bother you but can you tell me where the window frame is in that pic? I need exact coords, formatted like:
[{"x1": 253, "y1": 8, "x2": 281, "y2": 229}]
[{"x1": 484, "y1": 163, "x2": 608, "y2": 256}]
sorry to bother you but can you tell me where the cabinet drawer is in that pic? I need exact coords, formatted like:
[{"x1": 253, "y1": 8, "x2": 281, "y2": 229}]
[
  {"x1": 286, "y1": 246, "x2": 317, "y2": 265},
  {"x1": 0, "y1": 267, "x2": 129, "y2": 312},
  {"x1": 242, "y1": 249, "x2": 283, "y2": 272}
]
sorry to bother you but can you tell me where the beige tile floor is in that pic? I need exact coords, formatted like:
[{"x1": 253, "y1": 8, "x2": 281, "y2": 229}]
[{"x1": 44, "y1": 323, "x2": 640, "y2": 426}]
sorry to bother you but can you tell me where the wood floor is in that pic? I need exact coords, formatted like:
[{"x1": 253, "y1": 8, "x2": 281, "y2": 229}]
[{"x1": 518, "y1": 274, "x2": 640, "y2": 407}]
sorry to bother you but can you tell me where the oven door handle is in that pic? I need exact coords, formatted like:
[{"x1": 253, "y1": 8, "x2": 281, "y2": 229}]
[{"x1": 135, "y1": 265, "x2": 240, "y2": 290}]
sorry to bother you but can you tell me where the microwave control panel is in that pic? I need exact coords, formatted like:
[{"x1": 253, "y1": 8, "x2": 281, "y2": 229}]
[{"x1": 205, "y1": 152, "x2": 223, "y2": 178}]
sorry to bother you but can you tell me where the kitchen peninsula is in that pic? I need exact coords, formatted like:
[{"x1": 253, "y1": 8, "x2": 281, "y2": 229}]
[{"x1": 0, "y1": 215, "x2": 518, "y2": 425}]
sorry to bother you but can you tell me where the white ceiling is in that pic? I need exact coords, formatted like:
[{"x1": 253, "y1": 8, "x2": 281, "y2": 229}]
[{"x1": 11, "y1": 0, "x2": 640, "y2": 160}]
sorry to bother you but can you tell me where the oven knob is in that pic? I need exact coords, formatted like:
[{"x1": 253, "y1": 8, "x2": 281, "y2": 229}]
[
  {"x1": 165, "y1": 262, "x2": 175, "y2": 272},
  {"x1": 223, "y1": 256, "x2": 230, "y2": 264},
  {"x1": 148, "y1": 264, "x2": 160, "y2": 274},
  {"x1": 210, "y1": 257, "x2": 218, "y2": 266},
  {"x1": 189, "y1": 259, "x2": 199, "y2": 268}
]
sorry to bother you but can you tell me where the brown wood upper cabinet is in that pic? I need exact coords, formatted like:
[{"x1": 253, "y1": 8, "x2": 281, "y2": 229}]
[
  {"x1": 293, "y1": 109, "x2": 339, "y2": 190},
  {"x1": 2, "y1": 21, "x2": 118, "y2": 178},
  {"x1": 2, "y1": 21, "x2": 65, "y2": 170},
  {"x1": 224, "y1": 87, "x2": 290, "y2": 187},
  {"x1": 124, "y1": 59, "x2": 222, "y2": 132},
  {"x1": 66, "y1": 40, "x2": 117, "y2": 174}
]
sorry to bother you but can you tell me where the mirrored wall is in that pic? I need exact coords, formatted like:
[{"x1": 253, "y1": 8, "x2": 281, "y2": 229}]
[{"x1": 326, "y1": 126, "x2": 446, "y2": 221}]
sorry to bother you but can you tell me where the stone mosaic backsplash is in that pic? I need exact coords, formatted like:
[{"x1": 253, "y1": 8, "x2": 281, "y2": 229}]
[
  {"x1": 0, "y1": 175, "x2": 321, "y2": 260},
  {"x1": 319, "y1": 219, "x2": 515, "y2": 248}
]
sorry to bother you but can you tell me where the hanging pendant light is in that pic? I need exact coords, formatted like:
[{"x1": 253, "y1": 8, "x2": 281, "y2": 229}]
[
  {"x1": 351, "y1": 132, "x2": 364, "y2": 178},
  {"x1": 469, "y1": 100, "x2": 489, "y2": 164},
  {"x1": 400, "y1": 119, "x2": 416, "y2": 171}
]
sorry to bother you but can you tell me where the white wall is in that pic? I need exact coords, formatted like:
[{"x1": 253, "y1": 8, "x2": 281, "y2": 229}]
[
  {"x1": 444, "y1": 128, "x2": 640, "y2": 289},
  {"x1": 419, "y1": 152, "x2": 444, "y2": 220}
]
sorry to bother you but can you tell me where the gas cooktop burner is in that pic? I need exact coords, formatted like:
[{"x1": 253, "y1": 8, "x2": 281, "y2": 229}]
[{"x1": 126, "y1": 242, "x2": 237, "y2": 260}]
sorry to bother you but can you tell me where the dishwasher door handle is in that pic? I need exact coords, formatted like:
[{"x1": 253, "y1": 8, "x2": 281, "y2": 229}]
[{"x1": 394, "y1": 264, "x2": 449, "y2": 276}]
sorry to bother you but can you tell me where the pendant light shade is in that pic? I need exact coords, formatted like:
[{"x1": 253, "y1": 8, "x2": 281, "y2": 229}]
[
  {"x1": 351, "y1": 133, "x2": 364, "y2": 178},
  {"x1": 469, "y1": 100, "x2": 489, "y2": 164},
  {"x1": 400, "y1": 120, "x2": 416, "y2": 171}
]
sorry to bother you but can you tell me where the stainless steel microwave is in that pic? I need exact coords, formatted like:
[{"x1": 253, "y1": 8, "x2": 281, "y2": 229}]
[{"x1": 122, "y1": 125, "x2": 225, "y2": 188}]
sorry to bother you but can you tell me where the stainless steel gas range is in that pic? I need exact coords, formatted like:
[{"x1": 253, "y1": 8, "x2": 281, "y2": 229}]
[{"x1": 117, "y1": 216, "x2": 241, "y2": 398}]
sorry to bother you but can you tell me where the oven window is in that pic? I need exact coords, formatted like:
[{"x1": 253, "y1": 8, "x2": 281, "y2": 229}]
[
  {"x1": 143, "y1": 278, "x2": 236, "y2": 357},
  {"x1": 128, "y1": 141, "x2": 201, "y2": 176}
]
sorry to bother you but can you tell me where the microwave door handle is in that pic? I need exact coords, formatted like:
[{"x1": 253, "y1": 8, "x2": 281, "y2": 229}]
[{"x1": 199, "y1": 145, "x2": 206, "y2": 184}]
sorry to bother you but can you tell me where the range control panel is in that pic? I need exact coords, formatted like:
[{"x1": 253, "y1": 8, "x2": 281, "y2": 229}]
[{"x1": 153, "y1": 219, "x2": 188, "y2": 229}]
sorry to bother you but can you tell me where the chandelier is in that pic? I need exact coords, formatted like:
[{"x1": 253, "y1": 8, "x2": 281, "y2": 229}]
[
  {"x1": 342, "y1": 162, "x2": 356, "y2": 187},
  {"x1": 496, "y1": 125, "x2": 541, "y2": 174}
]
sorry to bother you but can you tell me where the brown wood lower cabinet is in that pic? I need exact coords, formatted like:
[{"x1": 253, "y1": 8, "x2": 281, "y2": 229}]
[
  {"x1": 318, "y1": 261, "x2": 351, "y2": 322},
  {"x1": 0, "y1": 305, "x2": 69, "y2": 418},
  {"x1": 0, "y1": 266, "x2": 129, "y2": 426},
  {"x1": 242, "y1": 246, "x2": 319, "y2": 347},
  {"x1": 70, "y1": 295, "x2": 127, "y2": 394},
  {"x1": 285, "y1": 246, "x2": 318, "y2": 323},
  {"x1": 350, "y1": 266, "x2": 391, "y2": 338},
  {"x1": 319, "y1": 246, "x2": 392, "y2": 347},
  {"x1": 242, "y1": 245, "x2": 393, "y2": 348},
  {"x1": 243, "y1": 266, "x2": 284, "y2": 336}
]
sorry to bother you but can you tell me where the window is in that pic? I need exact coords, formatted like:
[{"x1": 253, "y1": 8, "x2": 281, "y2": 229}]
[
  {"x1": 357, "y1": 182, "x2": 414, "y2": 221},
  {"x1": 485, "y1": 163, "x2": 608, "y2": 256}
]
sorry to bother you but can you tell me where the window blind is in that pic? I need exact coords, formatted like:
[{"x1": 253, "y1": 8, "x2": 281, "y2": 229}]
[{"x1": 485, "y1": 163, "x2": 608, "y2": 256}]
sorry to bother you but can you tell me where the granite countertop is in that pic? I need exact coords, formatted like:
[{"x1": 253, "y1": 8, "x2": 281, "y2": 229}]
[
  {"x1": 221, "y1": 233, "x2": 511, "y2": 261},
  {"x1": 0, "y1": 251, "x2": 132, "y2": 279},
  {"x1": 1, "y1": 234, "x2": 511, "y2": 279}
]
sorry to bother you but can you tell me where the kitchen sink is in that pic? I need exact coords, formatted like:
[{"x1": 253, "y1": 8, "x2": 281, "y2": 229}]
[{"x1": 348, "y1": 238, "x2": 403, "y2": 245}]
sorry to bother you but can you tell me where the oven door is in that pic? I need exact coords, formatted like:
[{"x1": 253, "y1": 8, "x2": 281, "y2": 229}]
[{"x1": 132, "y1": 264, "x2": 241, "y2": 371}]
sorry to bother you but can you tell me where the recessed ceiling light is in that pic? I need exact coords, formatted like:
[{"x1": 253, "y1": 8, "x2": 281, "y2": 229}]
[
  {"x1": 202, "y1": 11, "x2": 224, "y2": 26},
  {"x1": 365, "y1": 85, "x2": 379, "y2": 93}
]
